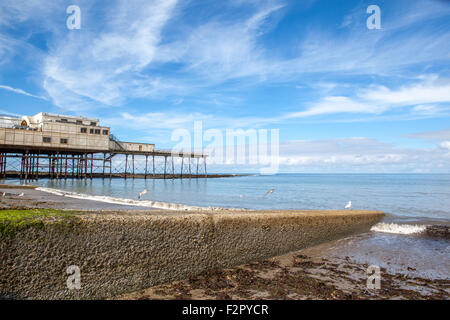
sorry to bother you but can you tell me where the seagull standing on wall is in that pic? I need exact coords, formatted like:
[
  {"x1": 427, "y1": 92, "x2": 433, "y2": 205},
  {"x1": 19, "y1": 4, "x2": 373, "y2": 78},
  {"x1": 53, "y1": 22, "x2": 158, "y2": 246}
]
[
  {"x1": 138, "y1": 189, "x2": 147, "y2": 200},
  {"x1": 345, "y1": 201, "x2": 352, "y2": 209}
]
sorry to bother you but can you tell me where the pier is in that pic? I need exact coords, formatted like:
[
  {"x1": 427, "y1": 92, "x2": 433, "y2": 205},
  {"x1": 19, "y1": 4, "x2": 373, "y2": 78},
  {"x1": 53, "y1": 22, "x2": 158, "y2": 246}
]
[{"x1": 0, "y1": 112, "x2": 210, "y2": 181}]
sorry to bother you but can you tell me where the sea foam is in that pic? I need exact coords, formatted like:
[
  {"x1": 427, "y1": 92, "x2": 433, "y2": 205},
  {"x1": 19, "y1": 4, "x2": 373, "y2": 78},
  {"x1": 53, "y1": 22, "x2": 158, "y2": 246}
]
[
  {"x1": 370, "y1": 222, "x2": 427, "y2": 235},
  {"x1": 35, "y1": 186, "x2": 232, "y2": 211}
]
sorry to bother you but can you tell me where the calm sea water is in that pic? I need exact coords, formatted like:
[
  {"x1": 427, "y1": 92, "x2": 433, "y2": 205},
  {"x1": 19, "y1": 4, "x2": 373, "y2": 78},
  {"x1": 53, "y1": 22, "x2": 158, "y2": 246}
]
[{"x1": 31, "y1": 173, "x2": 450, "y2": 223}]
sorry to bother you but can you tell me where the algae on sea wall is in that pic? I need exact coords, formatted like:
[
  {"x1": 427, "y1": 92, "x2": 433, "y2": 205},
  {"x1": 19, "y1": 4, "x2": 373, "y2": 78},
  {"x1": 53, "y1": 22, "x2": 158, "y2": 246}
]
[{"x1": 0, "y1": 209, "x2": 83, "y2": 238}]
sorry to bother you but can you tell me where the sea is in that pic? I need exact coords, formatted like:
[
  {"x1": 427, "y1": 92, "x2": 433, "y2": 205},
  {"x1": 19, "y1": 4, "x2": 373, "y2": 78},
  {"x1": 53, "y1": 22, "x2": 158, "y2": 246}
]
[{"x1": 9, "y1": 173, "x2": 450, "y2": 281}]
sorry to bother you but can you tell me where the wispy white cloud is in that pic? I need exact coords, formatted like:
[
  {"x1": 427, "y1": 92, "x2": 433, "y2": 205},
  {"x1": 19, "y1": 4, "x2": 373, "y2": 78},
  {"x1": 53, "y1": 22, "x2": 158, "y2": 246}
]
[
  {"x1": 360, "y1": 78, "x2": 450, "y2": 106},
  {"x1": 153, "y1": 2, "x2": 285, "y2": 83},
  {"x1": 0, "y1": 0, "x2": 59, "y2": 27},
  {"x1": 284, "y1": 96, "x2": 381, "y2": 118},
  {"x1": 43, "y1": 0, "x2": 178, "y2": 110},
  {"x1": 284, "y1": 76, "x2": 450, "y2": 120},
  {"x1": 408, "y1": 128, "x2": 450, "y2": 141},
  {"x1": 0, "y1": 84, "x2": 47, "y2": 100},
  {"x1": 439, "y1": 141, "x2": 450, "y2": 152},
  {"x1": 0, "y1": 109, "x2": 22, "y2": 117},
  {"x1": 274, "y1": 137, "x2": 450, "y2": 172}
]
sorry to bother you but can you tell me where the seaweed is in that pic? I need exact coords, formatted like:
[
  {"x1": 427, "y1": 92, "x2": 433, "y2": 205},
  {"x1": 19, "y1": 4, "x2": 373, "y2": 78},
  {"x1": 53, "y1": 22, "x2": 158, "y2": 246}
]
[{"x1": 0, "y1": 209, "x2": 82, "y2": 238}]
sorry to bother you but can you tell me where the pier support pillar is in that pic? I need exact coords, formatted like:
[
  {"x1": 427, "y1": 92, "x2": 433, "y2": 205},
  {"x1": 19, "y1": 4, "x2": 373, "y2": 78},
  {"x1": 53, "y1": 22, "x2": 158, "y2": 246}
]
[
  {"x1": 132, "y1": 154, "x2": 135, "y2": 178},
  {"x1": 171, "y1": 157, "x2": 175, "y2": 179},
  {"x1": 163, "y1": 156, "x2": 167, "y2": 179},
  {"x1": 144, "y1": 155, "x2": 148, "y2": 179},
  {"x1": 125, "y1": 154, "x2": 128, "y2": 179},
  {"x1": 152, "y1": 154, "x2": 155, "y2": 178}
]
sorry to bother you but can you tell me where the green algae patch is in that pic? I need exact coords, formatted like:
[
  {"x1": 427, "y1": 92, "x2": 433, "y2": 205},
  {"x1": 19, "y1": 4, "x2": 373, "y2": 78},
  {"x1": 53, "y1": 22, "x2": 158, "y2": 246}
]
[{"x1": 0, "y1": 209, "x2": 82, "y2": 238}]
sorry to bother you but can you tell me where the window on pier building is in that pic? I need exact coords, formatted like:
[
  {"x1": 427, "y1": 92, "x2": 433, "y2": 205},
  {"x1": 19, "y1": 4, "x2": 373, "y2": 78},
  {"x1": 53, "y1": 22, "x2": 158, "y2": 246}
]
[
  {"x1": 80, "y1": 127, "x2": 87, "y2": 133},
  {"x1": 43, "y1": 137, "x2": 51, "y2": 143},
  {"x1": 60, "y1": 138, "x2": 68, "y2": 144},
  {"x1": 94, "y1": 129, "x2": 101, "y2": 134},
  {"x1": 89, "y1": 128, "x2": 94, "y2": 134},
  {"x1": 102, "y1": 129, "x2": 109, "y2": 135}
]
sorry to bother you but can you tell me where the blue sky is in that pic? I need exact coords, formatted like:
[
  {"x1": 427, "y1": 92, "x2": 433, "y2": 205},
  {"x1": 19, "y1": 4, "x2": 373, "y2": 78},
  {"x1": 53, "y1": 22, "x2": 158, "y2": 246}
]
[{"x1": 0, "y1": 0, "x2": 449, "y2": 172}]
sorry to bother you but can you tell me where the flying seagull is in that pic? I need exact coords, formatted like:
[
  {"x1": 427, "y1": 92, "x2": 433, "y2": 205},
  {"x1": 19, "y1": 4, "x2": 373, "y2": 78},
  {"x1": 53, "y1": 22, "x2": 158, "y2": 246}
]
[
  {"x1": 138, "y1": 189, "x2": 147, "y2": 200},
  {"x1": 345, "y1": 201, "x2": 352, "y2": 209},
  {"x1": 18, "y1": 192, "x2": 24, "y2": 197},
  {"x1": 264, "y1": 189, "x2": 275, "y2": 197}
]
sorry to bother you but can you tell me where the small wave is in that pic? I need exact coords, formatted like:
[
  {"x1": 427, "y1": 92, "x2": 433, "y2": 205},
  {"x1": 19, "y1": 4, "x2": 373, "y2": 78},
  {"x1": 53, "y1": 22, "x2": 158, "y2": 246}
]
[
  {"x1": 371, "y1": 222, "x2": 427, "y2": 235},
  {"x1": 35, "y1": 186, "x2": 236, "y2": 212}
]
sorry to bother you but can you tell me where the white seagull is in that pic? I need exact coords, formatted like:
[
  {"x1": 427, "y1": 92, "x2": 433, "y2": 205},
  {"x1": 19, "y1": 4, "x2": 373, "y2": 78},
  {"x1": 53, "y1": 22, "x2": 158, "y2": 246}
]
[
  {"x1": 264, "y1": 189, "x2": 275, "y2": 197},
  {"x1": 345, "y1": 201, "x2": 352, "y2": 209},
  {"x1": 138, "y1": 189, "x2": 147, "y2": 200},
  {"x1": 18, "y1": 192, "x2": 24, "y2": 197}
]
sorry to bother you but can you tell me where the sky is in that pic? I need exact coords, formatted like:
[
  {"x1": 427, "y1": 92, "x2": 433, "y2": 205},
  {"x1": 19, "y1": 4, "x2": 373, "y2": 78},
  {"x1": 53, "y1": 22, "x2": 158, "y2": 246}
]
[{"x1": 0, "y1": 0, "x2": 449, "y2": 173}]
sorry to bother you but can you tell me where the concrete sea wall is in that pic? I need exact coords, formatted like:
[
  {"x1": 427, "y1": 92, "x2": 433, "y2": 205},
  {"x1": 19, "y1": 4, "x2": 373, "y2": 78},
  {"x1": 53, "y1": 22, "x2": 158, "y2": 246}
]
[{"x1": 0, "y1": 209, "x2": 384, "y2": 299}]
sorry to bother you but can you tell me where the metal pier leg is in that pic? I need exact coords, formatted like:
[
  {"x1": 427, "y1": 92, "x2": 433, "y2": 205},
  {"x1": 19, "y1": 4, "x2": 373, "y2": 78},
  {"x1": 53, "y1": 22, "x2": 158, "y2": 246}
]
[
  {"x1": 64, "y1": 154, "x2": 68, "y2": 180},
  {"x1": 32, "y1": 153, "x2": 36, "y2": 180},
  {"x1": 189, "y1": 157, "x2": 191, "y2": 178},
  {"x1": 78, "y1": 155, "x2": 82, "y2": 179},
  {"x1": 3, "y1": 153, "x2": 7, "y2": 178},
  {"x1": 152, "y1": 154, "x2": 155, "y2": 178},
  {"x1": 196, "y1": 158, "x2": 199, "y2": 178},
  {"x1": 84, "y1": 153, "x2": 88, "y2": 180},
  {"x1": 102, "y1": 153, "x2": 106, "y2": 179},
  {"x1": 90, "y1": 153, "x2": 93, "y2": 179},
  {"x1": 59, "y1": 153, "x2": 62, "y2": 178},
  {"x1": 30, "y1": 153, "x2": 34, "y2": 180},
  {"x1": 181, "y1": 157, "x2": 184, "y2": 179},
  {"x1": 56, "y1": 152, "x2": 60, "y2": 180},
  {"x1": 20, "y1": 154, "x2": 23, "y2": 180},
  {"x1": 125, "y1": 154, "x2": 128, "y2": 179},
  {"x1": 171, "y1": 157, "x2": 174, "y2": 179},
  {"x1": 76, "y1": 155, "x2": 79, "y2": 179},
  {"x1": 48, "y1": 154, "x2": 51, "y2": 179},
  {"x1": 72, "y1": 155, "x2": 75, "y2": 179},
  {"x1": 3, "y1": 153, "x2": 7, "y2": 179},
  {"x1": 144, "y1": 155, "x2": 148, "y2": 179},
  {"x1": 132, "y1": 154, "x2": 135, "y2": 178},
  {"x1": 36, "y1": 153, "x2": 40, "y2": 180},
  {"x1": 164, "y1": 156, "x2": 167, "y2": 179},
  {"x1": 24, "y1": 152, "x2": 29, "y2": 181}
]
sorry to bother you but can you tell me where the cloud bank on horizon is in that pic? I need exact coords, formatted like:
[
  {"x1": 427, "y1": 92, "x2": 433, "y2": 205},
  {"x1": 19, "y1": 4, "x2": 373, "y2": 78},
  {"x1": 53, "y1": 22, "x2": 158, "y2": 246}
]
[{"x1": 0, "y1": 0, "x2": 449, "y2": 172}]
